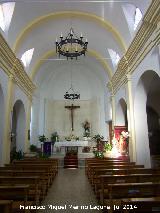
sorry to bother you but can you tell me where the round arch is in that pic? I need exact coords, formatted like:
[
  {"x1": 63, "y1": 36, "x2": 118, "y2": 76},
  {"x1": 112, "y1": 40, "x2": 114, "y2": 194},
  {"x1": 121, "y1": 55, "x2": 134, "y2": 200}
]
[
  {"x1": 13, "y1": 11, "x2": 127, "y2": 54},
  {"x1": 31, "y1": 49, "x2": 113, "y2": 80},
  {"x1": 10, "y1": 100, "x2": 26, "y2": 161},
  {"x1": 134, "y1": 70, "x2": 160, "y2": 168},
  {"x1": 116, "y1": 98, "x2": 128, "y2": 127}
]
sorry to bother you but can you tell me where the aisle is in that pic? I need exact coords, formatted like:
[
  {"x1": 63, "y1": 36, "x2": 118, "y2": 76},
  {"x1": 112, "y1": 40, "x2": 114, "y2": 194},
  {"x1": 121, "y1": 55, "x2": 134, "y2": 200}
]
[{"x1": 39, "y1": 168, "x2": 102, "y2": 212}]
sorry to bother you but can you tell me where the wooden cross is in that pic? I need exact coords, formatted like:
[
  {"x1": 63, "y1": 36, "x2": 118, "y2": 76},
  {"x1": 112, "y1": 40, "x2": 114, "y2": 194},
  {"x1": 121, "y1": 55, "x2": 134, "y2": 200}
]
[{"x1": 65, "y1": 104, "x2": 80, "y2": 131}]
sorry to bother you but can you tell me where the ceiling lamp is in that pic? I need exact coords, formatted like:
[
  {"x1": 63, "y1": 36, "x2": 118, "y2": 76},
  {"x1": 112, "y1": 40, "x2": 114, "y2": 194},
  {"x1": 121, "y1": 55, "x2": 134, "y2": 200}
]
[{"x1": 55, "y1": 27, "x2": 88, "y2": 60}]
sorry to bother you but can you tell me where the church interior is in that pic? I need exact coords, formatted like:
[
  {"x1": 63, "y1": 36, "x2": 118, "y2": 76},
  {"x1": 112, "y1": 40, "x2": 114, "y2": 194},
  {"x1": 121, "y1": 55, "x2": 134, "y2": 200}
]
[{"x1": 0, "y1": 0, "x2": 160, "y2": 212}]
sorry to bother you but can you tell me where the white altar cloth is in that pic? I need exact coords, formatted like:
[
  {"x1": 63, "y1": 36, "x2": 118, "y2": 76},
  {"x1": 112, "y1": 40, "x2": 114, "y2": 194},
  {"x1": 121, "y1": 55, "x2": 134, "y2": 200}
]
[{"x1": 54, "y1": 141, "x2": 89, "y2": 147}]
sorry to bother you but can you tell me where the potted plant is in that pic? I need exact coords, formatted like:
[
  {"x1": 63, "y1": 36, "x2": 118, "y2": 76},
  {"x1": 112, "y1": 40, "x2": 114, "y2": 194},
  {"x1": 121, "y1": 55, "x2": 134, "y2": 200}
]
[
  {"x1": 92, "y1": 134, "x2": 104, "y2": 158},
  {"x1": 38, "y1": 135, "x2": 47, "y2": 143},
  {"x1": 104, "y1": 142, "x2": 112, "y2": 158},
  {"x1": 51, "y1": 132, "x2": 59, "y2": 144},
  {"x1": 29, "y1": 144, "x2": 38, "y2": 152}
]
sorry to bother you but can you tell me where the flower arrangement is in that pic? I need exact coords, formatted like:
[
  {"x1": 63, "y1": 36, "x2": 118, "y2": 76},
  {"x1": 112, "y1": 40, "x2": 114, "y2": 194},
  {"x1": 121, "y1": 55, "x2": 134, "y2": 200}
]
[
  {"x1": 93, "y1": 134, "x2": 104, "y2": 142},
  {"x1": 104, "y1": 142, "x2": 112, "y2": 151},
  {"x1": 121, "y1": 131, "x2": 129, "y2": 144},
  {"x1": 51, "y1": 132, "x2": 59, "y2": 143}
]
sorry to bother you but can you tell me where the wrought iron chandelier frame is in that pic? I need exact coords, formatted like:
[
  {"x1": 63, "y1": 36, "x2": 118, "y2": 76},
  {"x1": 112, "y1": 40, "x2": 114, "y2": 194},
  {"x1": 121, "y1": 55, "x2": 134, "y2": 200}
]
[{"x1": 55, "y1": 27, "x2": 88, "y2": 60}]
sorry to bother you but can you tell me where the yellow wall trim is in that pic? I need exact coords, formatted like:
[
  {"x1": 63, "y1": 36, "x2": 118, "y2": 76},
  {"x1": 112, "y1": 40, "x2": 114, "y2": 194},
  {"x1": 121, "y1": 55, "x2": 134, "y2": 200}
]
[
  {"x1": 31, "y1": 49, "x2": 113, "y2": 80},
  {"x1": 13, "y1": 11, "x2": 127, "y2": 54}
]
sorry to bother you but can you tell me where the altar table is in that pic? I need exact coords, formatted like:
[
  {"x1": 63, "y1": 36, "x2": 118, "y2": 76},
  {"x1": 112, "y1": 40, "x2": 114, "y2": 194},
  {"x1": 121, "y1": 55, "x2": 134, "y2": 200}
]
[{"x1": 54, "y1": 141, "x2": 89, "y2": 154}]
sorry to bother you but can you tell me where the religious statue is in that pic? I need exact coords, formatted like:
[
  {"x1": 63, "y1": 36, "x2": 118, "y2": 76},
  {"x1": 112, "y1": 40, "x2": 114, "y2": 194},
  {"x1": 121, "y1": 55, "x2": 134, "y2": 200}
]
[{"x1": 83, "y1": 120, "x2": 90, "y2": 137}]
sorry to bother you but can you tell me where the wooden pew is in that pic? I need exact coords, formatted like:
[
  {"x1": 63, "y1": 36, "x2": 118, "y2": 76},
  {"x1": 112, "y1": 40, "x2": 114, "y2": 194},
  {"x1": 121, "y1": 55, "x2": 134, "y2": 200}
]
[
  {"x1": 12, "y1": 159, "x2": 58, "y2": 174},
  {"x1": 0, "y1": 170, "x2": 49, "y2": 198},
  {"x1": 91, "y1": 168, "x2": 160, "y2": 187},
  {"x1": 121, "y1": 197, "x2": 160, "y2": 212},
  {"x1": 0, "y1": 200, "x2": 13, "y2": 213},
  {"x1": 89, "y1": 165, "x2": 144, "y2": 183},
  {"x1": 99, "y1": 174, "x2": 160, "y2": 204},
  {"x1": 85, "y1": 158, "x2": 130, "y2": 175},
  {"x1": 0, "y1": 176, "x2": 41, "y2": 205},
  {"x1": 0, "y1": 184, "x2": 31, "y2": 213},
  {"x1": 3, "y1": 164, "x2": 55, "y2": 186},
  {"x1": 101, "y1": 182, "x2": 160, "y2": 213}
]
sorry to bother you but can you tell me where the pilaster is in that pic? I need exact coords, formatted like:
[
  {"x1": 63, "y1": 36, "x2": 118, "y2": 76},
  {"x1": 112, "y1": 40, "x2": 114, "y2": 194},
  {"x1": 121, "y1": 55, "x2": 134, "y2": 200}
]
[
  {"x1": 125, "y1": 74, "x2": 136, "y2": 162},
  {"x1": 24, "y1": 99, "x2": 32, "y2": 152},
  {"x1": 2, "y1": 75, "x2": 14, "y2": 164}
]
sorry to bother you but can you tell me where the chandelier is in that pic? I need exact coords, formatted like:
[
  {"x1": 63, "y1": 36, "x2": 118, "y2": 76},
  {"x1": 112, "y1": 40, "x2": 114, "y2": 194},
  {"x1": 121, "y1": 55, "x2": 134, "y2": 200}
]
[
  {"x1": 64, "y1": 62, "x2": 80, "y2": 100},
  {"x1": 64, "y1": 84, "x2": 80, "y2": 100},
  {"x1": 55, "y1": 27, "x2": 88, "y2": 60}
]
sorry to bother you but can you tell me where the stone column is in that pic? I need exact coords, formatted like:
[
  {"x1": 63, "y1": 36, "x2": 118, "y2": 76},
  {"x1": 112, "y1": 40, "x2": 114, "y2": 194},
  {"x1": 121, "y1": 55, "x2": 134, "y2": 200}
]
[
  {"x1": 2, "y1": 75, "x2": 14, "y2": 164},
  {"x1": 125, "y1": 74, "x2": 136, "y2": 162}
]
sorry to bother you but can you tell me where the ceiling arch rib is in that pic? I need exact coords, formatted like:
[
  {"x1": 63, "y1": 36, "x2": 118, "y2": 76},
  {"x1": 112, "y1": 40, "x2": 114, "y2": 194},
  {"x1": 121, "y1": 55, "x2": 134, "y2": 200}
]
[
  {"x1": 31, "y1": 49, "x2": 113, "y2": 81},
  {"x1": 13, "y1": 11, "x2": 127, "y2": 54}
]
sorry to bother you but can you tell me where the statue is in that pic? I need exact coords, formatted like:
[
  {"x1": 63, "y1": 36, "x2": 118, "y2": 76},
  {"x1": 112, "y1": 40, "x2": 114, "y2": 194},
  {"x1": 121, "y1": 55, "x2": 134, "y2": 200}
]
[{"x1": 83, "y1": 120, "x2": 90, "y2": 137}]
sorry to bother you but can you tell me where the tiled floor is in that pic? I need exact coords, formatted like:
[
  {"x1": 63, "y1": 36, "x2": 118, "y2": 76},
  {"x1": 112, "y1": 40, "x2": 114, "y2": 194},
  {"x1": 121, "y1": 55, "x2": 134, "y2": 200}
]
[{"x1": 39, "y1": 168, "x2": 102, "y2": 212}]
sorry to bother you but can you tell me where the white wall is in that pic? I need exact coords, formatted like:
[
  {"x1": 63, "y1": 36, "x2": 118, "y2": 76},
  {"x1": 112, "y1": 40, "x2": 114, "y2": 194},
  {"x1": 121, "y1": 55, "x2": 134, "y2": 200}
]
[{"x1": 31, "y1": 61, "x2": 109, "y2": 144}]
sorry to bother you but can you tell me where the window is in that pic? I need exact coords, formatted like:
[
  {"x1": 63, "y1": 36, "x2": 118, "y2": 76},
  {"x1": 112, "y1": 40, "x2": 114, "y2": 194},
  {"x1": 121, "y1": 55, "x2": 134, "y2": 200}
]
[
  {"x1": 108, "y1": 49, "x2": 120, "y2": 68},
  {"x1": 0, "y1": 2, "x2": 15, "y2": 32},
  {"x1": 21, "y1": 48, "x2": 34, "y2": 67},
  {"x1": 134, "y1": 7, "x2": 142, "y2": 30}
]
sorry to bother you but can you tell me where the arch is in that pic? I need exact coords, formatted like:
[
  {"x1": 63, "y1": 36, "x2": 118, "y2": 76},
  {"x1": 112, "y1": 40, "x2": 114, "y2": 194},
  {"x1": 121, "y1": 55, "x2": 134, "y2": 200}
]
[
  {"x1": 116, "y1": 98, "x2": 127, "y2": 126},
  {"x1": 134, "y1": 70, "x2": 160, "y2": 168},
  {"x1": 0, "y1": 84, "x2": 5, "y2": 164},
  {"x1": 10, "y1": 99, "x2": 26, "y2": 161},
  {"x1": 13, "y1": 11, "x2": 127, "y2": 54},
  {"x1": 31, "y1": 49, "x2": 113, "y2": 81}
]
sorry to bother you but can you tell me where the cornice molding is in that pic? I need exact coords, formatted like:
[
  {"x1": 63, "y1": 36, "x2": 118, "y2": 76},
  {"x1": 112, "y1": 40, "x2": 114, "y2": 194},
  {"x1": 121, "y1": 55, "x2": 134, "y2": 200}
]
[
  {"x1": 111, "y1": 0, "x2": 160, "y2": 94},
  {"x1": 0, "y1": 33, "x2": 36, "y2": 99}
]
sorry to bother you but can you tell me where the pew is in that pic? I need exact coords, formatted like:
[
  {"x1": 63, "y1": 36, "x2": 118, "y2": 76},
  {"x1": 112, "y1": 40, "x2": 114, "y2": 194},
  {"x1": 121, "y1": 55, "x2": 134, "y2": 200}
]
[
  {"x1": 101, "y1": 182, "x2": 160, "y2": 213},
  {"x1": 0, "y1": 176, "x2": 41, "y2": 205},
  {"x1": 121, "y1": 197, "x2": 160, "y2": 212},
  {"x1": 90, "y1": 168, "x2": 160, "y2": 187},
  {"x1": 88, "y1": 165, "x2": 144, "y2": 183},
  {"x1": 0, "y1": 184, "x2": 31, "y2": 213},
  {"x1": 99, "y1": 174, "x2": 160, "y2": 204},
  {"x1": 0, "y1": 170, "x2": 49, "y2": 197},
  {"x1": 85, "y1": 158, "x2": 130, "y2": 175},
  {"x1": 0, "y1": 200, "x2": 13, "y2": 213}
]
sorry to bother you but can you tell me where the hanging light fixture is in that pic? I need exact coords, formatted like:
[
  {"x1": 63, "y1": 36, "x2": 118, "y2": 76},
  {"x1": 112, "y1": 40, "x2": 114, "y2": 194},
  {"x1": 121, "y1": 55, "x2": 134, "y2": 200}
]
[
  {"x1": 56, "y1": 27, "x2": 88, "y2": 60},
  {"x1": 64, "y1": 62, "x2": 80, "y2": 100}
]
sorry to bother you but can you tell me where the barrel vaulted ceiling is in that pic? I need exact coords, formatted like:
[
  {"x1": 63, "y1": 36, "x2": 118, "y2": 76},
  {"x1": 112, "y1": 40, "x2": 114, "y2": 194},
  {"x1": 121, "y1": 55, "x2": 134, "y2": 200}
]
[{"x1": 0, "y1": 0, "x2": 151, "y2": 84}]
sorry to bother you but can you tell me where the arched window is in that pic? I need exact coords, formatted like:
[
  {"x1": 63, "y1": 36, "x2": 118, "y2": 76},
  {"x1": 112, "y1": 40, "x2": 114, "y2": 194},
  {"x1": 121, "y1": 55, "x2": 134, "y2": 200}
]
[
  {"x1": 122, "y1": 4, "x2": 142, "y2": 34},
  {"x1": 134, "y1": 7, "x2": 143, "y2": 30},
  {"x1": 21, "y1": 48, "x2": 34, "y2": 67},
  {"x1": 108, "y1": 49, "x2": 120, "y2": 68},
  {"x1": 0, "y1": 2, "x2": 15, "y2": 32}
]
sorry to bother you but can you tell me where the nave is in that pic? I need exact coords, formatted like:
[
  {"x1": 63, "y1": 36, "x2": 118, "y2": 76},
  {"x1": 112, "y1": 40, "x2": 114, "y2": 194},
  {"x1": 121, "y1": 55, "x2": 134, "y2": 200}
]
[{"x1": 40, "y1": 168, "x2": 100, "y2": 213}]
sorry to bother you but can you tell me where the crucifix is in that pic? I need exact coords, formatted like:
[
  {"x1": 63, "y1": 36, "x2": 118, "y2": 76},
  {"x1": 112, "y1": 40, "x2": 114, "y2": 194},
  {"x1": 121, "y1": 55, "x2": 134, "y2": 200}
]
[{"x1": 65, "y1": 104, "x2": 80, "y2": 131}]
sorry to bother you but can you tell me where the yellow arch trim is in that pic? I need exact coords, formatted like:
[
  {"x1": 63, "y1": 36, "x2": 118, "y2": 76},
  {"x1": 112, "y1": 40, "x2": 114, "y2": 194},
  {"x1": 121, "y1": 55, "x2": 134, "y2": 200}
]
[
  {"x1": 13, "y1": 11, "x2": 127, "y2": 53},
  {"x1": 31, "y1": 49, "x2": 113, "y2": 80}
]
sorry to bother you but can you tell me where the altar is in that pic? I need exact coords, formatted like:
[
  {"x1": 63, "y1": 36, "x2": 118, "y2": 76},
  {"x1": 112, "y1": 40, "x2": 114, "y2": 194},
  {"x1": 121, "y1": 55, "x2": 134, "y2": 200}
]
[{"x1": 54, "y1": 141, "x2": 89, "y2": 154}]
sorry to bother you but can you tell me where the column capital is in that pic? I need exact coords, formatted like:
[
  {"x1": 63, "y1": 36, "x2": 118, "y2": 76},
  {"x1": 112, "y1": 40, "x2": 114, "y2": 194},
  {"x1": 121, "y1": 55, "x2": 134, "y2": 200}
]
[{"x1": 125, "y1": 74, "x2": 132, "y2": 82}]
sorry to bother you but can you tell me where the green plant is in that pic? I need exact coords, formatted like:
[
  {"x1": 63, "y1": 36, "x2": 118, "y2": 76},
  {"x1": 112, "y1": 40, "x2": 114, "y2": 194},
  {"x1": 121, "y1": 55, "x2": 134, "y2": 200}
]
[
  {"x1": 29, "y1": 144, "x2": 38, "y2": 152},
  {"x1": 93, "y1": 134, "x2": 104, "y2": 141},
  {"x1": 104, "y1": 142, "x2": 112, "y2": 151},
  {"x1": 93, "y1": 150, "x2": 104, "y2": 158},
  {"x1": 38, "y1": 135, "x2": 47, "y2": 143},
  {"x1": 51, "y1": 132, "x2": 59, "y2": 143},
  {"x1": 10, "y1": 149, "x2": 24, "y2": 162}
]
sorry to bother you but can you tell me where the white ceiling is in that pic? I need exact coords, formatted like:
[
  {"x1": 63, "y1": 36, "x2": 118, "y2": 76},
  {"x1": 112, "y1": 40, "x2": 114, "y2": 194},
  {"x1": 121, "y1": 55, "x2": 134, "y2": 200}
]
[{"x1": 1, "y1": 0, "x2": 151, "y2": 85}]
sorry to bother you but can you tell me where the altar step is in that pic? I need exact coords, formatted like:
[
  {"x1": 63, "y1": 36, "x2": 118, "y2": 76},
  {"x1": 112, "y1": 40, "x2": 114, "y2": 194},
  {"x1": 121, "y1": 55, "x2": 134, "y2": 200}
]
[{"x1": 64, "y1": 156, "x2": 78, "y2": 169}]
